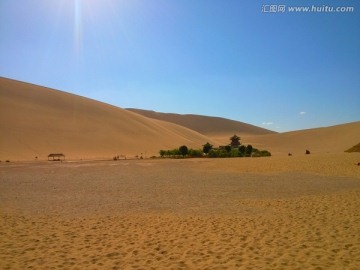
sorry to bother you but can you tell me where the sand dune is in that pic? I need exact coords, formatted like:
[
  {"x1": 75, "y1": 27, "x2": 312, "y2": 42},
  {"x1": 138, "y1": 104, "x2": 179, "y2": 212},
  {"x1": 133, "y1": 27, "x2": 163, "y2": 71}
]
[
  {"x1": 1, "y1": 77, "x2": 360, "y2": 268},
  {"x1": 345, "y1": 142, "x2": 360, "y2": 153},
  {"x1": 243, "y1": 122, "x2": 360, "y2": 155},
  {"x1": 127, "y1": 108, "x2": 276, "y2": 137},
  {"x1": 126, "y1": 109, "x2": 359, "y2": 155},
  {"x1": 0, "y1": 77, "x2": 215, "y2": 161},
  {"x1": 1, "y1": 77, "x2": 358, "y2": 161}
]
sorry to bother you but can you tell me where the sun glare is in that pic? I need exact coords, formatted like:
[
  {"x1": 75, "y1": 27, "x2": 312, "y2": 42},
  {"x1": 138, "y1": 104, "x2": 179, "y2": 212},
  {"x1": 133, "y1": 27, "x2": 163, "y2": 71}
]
[
  {"x1": 71, "y1": 0, "x2": 131, "y2": 54},
  {"x1": 74, "y1": 0, "x2": 82, "y2": 53}
]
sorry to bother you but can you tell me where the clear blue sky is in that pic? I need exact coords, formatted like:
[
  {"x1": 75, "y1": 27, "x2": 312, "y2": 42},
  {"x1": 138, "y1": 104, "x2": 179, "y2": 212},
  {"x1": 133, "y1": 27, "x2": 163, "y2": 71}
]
[{"x1": 1, "y1": 0, "x2": 359, "y2": 132}]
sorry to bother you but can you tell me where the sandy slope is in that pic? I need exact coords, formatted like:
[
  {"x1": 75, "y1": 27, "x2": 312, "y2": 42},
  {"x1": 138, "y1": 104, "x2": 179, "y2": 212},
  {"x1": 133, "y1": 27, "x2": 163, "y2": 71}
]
[
  {"x1": 127, "y1": 108, "x2": 276, "y2": 137},
  {"x1": 126, "y1": 109, "x2": 359, "y2": 155},
  {"x1": 1, "y1": 77, "x2": 358, "y2": 160},
  {"x1": 0, "y1": 78, "x2": 215, "y2": 161},
  {"x1": 242, "y1": 122, "x2": 360, "y2": 155}
]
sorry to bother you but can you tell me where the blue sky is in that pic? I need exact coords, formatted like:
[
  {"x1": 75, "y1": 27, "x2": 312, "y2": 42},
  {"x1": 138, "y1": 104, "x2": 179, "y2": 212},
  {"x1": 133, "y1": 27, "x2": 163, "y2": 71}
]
[{"x1": 0, "y1": 0, "x2": 359, "y2": 132}]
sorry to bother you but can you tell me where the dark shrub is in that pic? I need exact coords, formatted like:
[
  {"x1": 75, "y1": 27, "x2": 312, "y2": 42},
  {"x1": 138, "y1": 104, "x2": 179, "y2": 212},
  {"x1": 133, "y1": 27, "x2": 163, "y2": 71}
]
[
  {"x1": 202, "y1": 142, "x2": 213, "y2": 154},
  {"x1": 245, "y1": 145, "x2": 253, "y2": 157},
  {"x1": 208, "y1": 149, "x2": 219, "y2": 158},
  {"x1": 238, "y1": 145, "x2": 246, "y2": 156},
  {"x1": 159, "y1": 150, "x2": 166, "y2": 157},
  {"x1": 230, "y1": 149, "x2": 240, "y2": 157},
  {"x1": 252, "y1": 149, "x2": 272, "y2": 157},
  {"x1": 260, "y1": 150, "x2": 271, "y2": 157},
  {"x1": 179, "y1": 145, "x2": 189, "y2": 157},
  {"x1": 188, "y1": 149, "x2": 203, "y2": 157}
]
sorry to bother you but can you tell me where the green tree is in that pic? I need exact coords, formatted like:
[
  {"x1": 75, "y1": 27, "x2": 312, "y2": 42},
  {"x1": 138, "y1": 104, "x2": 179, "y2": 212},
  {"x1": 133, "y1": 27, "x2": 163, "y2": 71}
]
[
  {"x1": 260, "y1": 150, "x2": 271, "y2": 157},
  {"x1": 188, "y1": 149, "x2": 203, "y2": 157},
  {"x1": 230, "y1": 149, "x2": 240, "y2": 157},
  {"x1": 239, "y1": 145, "x2": 246, "y2": 156},
  {"x1": 202, "y1": 142, "x2": 213, "y2": 154},
  {"x1": 245, "y1": 144, "x2": 253, "y2": 157},
  {"x1": 159, "y1": 150, "x2": 166, "y2": 157},
  {"x1": 179, "y1": 145, "x2": 188, "y2": 157},
  {"x1": 170, "y1": 148, "x2": 181, "y2": 157},
  {"x1": 208, "y1": 149, "x2": 219, "y2": 158},
  {"x1": 219, "y1": 149, "x2": 229, "y2": 158}
]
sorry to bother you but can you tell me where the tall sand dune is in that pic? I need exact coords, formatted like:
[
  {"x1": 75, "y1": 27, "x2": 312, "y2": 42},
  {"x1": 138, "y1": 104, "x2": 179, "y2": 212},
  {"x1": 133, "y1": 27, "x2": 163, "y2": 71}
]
[
  {"x1": 1, "y1": 77, "x2": 358, "y2": 160},
  {"x1": 127, "y1": 108, "x2": 276, "y2": 137},
  {"x1": 127, "y1": 109, "x2": 359, "y2": 156},
  {"x1": 243, "y1": 122, "x2": 360, "y2": 155},
  {"x1": 0, "y1": 78, "x2": 215, "y2": 161}
]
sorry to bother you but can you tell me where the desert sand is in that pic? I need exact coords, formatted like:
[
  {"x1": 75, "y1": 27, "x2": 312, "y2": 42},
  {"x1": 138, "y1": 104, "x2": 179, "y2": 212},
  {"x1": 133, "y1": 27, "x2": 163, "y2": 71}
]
[
  {"x1": 1, "y1": 154, "x2": 360, "y2": 269},
  {"x1": 1, "y1": 77, "x2": 360, "y2": 268}
]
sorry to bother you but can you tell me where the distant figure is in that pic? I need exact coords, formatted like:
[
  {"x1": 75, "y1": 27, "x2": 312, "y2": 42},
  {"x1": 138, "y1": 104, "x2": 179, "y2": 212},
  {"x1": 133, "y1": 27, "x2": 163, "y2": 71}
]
[
  {"x1": 305, "y1": 150, "x2": 311, "y2": 155},
  {"x1": 288, "y1": 153, "x2": 292, "y2": 156}
]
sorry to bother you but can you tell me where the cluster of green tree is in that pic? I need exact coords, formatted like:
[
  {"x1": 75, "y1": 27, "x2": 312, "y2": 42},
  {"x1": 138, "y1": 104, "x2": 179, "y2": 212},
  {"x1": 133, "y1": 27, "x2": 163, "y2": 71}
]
[
  {"x1": 159, "y1": 146, "x2": 203, "y2": 158},
  {"x1": 159, "y1": 136, "x2": 271, "y2": 159},
  {"x1": 207, "y1": 144, "x2": 271, "y2": 158}
]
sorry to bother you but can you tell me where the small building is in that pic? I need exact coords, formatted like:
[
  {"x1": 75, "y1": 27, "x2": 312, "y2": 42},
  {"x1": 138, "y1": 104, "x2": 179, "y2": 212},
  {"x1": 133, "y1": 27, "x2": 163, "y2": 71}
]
[{"x1": 48, "y1": 153, "x2": 65, "y2": 161}]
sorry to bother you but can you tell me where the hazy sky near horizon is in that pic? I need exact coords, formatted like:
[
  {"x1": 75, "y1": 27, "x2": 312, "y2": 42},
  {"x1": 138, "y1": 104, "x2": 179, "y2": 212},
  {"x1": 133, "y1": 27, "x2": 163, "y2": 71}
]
[{"x1": 0, "y1": 0, "x2": 359, "y2": 132}]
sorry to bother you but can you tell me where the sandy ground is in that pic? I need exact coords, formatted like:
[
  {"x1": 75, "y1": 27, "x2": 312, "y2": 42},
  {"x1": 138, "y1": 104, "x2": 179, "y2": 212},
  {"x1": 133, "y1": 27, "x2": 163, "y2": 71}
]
[{"x1": 1, "y1": 154, "x2": 360, "y2": 269}]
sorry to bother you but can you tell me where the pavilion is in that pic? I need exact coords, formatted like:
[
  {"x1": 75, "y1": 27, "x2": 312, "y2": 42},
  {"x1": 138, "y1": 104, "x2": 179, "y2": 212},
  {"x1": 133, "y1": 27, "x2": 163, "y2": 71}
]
[{"x1": 47, "y1": 153, "x2": 65, "y2": 161}]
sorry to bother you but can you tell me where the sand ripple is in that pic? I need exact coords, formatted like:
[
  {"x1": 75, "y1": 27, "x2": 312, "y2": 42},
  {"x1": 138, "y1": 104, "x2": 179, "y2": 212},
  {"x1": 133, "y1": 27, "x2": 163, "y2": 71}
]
[{"x1": 1, "y1": 157, "x2": 360, "y2": 269}]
